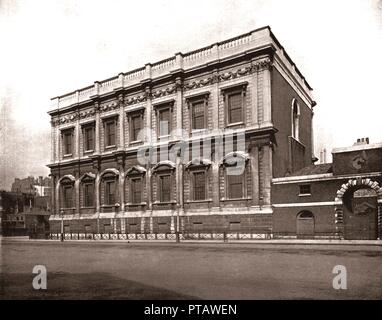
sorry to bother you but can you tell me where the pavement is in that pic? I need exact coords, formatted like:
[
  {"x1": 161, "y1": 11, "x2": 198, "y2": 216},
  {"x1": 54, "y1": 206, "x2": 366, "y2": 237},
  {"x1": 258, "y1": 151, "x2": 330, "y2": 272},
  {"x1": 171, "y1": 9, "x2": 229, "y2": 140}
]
[{"x1": 1, "y1": 238, "x2": 382, "y2": 299}]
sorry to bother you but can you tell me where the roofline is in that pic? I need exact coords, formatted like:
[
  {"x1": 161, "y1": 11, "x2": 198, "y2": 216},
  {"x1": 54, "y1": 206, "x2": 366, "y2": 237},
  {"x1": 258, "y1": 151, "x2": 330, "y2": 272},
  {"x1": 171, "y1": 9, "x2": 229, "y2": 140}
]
[
  {"x1": 272, "y1": 171, "x2": 382, "y2": 184},
  {"x1": 332, "y1": 142, "x2": 382, "y2": 154},
  {"x1": 50, "y1": 25, "x2": 313, "y2": 102}
]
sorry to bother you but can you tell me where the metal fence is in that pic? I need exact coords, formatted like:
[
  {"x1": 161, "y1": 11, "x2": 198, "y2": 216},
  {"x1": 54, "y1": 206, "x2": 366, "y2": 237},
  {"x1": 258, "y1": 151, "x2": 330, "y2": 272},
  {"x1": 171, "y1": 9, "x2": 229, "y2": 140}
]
[{"x1": 48, "y1": 231, "x2": 275, "y2": 242}]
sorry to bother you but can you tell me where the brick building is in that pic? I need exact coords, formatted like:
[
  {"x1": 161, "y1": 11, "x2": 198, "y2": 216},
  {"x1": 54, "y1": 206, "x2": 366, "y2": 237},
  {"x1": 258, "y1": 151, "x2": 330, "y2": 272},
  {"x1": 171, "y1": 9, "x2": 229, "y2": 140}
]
[
  {"x1": 47, "y1": 26, "x2": 316, "y2": 236},
  {"x1": 272, "y1": 138, "x2": 382, "y2": 240}
]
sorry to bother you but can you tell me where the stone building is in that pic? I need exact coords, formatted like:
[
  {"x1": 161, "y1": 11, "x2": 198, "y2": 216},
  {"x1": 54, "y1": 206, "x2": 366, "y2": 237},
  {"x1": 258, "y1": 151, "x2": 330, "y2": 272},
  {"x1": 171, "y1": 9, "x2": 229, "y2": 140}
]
[
  {"x1": 272, "y1": 138, "x2": 382, "y2": 240},
  {"x1": 47, "y1": 26, "x2": 316, "y2": 235}
]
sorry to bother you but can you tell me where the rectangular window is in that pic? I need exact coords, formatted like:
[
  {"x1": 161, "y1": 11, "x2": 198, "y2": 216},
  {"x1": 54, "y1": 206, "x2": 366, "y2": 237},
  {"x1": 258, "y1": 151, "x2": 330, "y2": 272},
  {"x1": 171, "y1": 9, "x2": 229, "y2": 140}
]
[
  {"x1": 299, "y1": 184, "x2": 311, "y2": 195},
  {"x1": 158, "y1": 108, "x2": 171, "y2": 137},
  {"x1": 63, "y1": 186, "x2": 73, "y2": 208},
  {"x1": 193, "y1": 171, "x2": 206, "y2": 200},
  {"x1": 85, "y1": 225, "x2": 92, "y2": 233},
  {"x1": 192, "y1": 101, "x2": 205, "y2": 130},
  {"x1": 160, "y1": 175, "x2": 171, "y2": 202},
  {"x1": 105, "y1": 181, "x2": 115, "y2": 205},
  {"x1": 104, "y1": 224, "x2": 112, "y2": 233},
  {"x1": 63, "y1": 132, "x2": 72, "y2": 155},
  {"x1": 227, "y1": 92, "x2": 243, "y2": 124},
  {"x1": 64, "y1": 225, "x2": 70, "y2": 233},
  {"x1": 105, "y1": 121, "x2": 116, "y2": 147},
  {"x1": 131, "y1": 178, "x2": 142, "y2": 204},
  {"x1": 228, "y1": 173, "x2": 244, "y2": 199},
  {"x1": 84, "y1": 126, "x2": 94, "y2": 151},
  {"x1": 229, "y1": 221, "x2": 241, "y2": 231},
  {"x1": 193, "y1": 222, "x2": 203, "y2": 231},
  {"x1": 131, "y1": 115, "x2": 142, "y2": 142},
  {"x1": 158, "y1": 222, "x2": 168, "y2": 233},
  {"x1": 84, "y1": 183, "x2": 94, "y2": 207}
]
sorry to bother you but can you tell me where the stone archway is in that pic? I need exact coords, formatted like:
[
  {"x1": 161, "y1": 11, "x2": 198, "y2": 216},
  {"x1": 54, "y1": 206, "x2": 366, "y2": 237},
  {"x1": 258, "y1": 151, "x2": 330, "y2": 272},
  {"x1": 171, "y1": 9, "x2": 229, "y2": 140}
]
[{"x1": 334, "y1": 178, "x2": 382, "y2": 240}]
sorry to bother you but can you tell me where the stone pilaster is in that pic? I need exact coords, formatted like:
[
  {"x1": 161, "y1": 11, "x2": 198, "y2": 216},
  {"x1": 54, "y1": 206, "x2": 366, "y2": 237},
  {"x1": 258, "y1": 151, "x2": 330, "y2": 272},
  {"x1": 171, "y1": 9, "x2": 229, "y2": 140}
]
[
  {"x1": 261, "y1": 144, "x2": 272, "y2": 206},
  {"x1": 55, "y1": 179, "x2": 60, "y2": 215},
  {"x1": 94, "y1": 101, "x2": 101, "y2": 154},
  {"x1": 250, "y1": 145, "x2": 259, "y2": 206},
  {"x1": 118, "y1": 94, "x2": 125, "y2": 150},
  {"x1": 75, "y1": 112, "x2": 80, "y2": 158},
  {"x1": 74, "y1": 172, "x2": 80, "y2": 215},
  {"x1": 378, "y1": 204, "x2": 382, "y2": 239},
  {"x1": 118, "y1": 162, "x2": 125, "y2": 213},
  {"x1": 212, "y1": 69, "x2": 219, "y2": 130},
  {"x1": 261, "y1": 62, "x2": 272, "y2": 127}
]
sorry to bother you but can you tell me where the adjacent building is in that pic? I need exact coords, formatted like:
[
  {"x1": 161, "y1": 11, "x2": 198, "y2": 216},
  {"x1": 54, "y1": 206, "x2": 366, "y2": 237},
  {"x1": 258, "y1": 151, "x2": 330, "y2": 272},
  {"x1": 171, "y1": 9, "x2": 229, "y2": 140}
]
[{"x1": 272, "y1": 138, "x2": 382, "y2": 240}]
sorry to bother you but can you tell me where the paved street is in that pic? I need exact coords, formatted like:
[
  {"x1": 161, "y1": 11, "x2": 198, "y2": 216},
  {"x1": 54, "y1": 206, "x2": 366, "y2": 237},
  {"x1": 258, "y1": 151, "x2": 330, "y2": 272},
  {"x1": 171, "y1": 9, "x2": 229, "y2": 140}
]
[{"x1": 1, "y1": 239, "x2": 382, "y2": 299}]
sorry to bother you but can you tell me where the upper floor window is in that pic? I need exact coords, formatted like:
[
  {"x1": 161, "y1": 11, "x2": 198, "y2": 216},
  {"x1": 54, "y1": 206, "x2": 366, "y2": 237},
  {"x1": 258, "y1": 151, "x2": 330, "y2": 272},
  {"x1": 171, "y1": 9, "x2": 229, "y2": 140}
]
[
  {"x1": 158, "y1": 108, "x2": 171, "y2": 137},
  {"x1": 62, "y1": 129, "x2": 73, "y2": 156},
  {"x1": 83, "y1": 125, "x2": 94, "y2": 152},
  {"x1": 222, "y1": 83, "x2": 247, "y2": 127},
  {"x1": 299, "y1": 184, "x2": 311, "y2": 196},
  {"x1": 187, "y1": 93, "x2": 209, "y2": 132},
  {"x1": 155, "y1": 102, "x2": 173, "y2": 138},
  {"x1": 292, "y1": 99, "x2": 300, "y2": 140},
  {"x1": 128, "y1": 110, "x2": 144, "y2": 143},
  {"x1": 104, "y1": 119, "x2": 116, "y2": 147}
]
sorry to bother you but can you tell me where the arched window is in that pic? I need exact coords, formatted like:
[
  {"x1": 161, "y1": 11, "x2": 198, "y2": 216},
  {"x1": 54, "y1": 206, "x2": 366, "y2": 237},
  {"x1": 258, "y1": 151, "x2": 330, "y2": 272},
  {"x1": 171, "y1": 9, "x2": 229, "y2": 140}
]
[
  {"x1": 100, "y1": 169, "x2": 119, "y2": 207},
  {"x1": 298, "y1": 211, "x2": 314, "y2": 219},
  {"x1": 80, "y1": 173, "x2": 96, "y2": 208},
  {"x1": 292, "y1": 99, "x2": 300, "y2": 140},
  {"x1": 59, "y1": 176, "x2": 75, "y2": 209},
  {"x1": 220, "y1": 152, "x2": 249, "y2": 200}
]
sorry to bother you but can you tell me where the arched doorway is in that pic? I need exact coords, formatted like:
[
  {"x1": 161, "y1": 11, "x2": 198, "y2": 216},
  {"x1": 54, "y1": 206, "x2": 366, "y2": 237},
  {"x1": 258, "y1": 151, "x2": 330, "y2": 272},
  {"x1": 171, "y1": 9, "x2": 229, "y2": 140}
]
[
  {"x1": 296, "y1": 211, "x2": 315, "y2": 239},
  {"x1": 335, "y1": 178, "x2": 381, "y2": 240},
  {"x1": 343, "y1": 187, "x2": 378, "y2": 240}
]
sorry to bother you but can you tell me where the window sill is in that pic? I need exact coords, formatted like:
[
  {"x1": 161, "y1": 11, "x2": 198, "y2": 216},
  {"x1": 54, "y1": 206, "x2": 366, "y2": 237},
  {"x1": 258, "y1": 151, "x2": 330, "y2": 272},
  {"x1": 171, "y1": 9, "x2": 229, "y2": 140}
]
[
  {"x1": 84, "y1": 150, "x2": 94, "y2": 154},
  {"x1": 153, "y1": 201, "x2": 177, "y2": 205},
  {"x1": 129, "y1": 140, "x2": 143, "y2": 145},
  {"x1": 298, "y1": 194, "x2": 312, "y2": 197},
  {"x1": 80, "y1": 206, "x2": 95, "y2": 209},
  {"x1": 220, "y1": 197, "x2": 251, "y2": 202},
  {"x1": 63, "y1": 154, "x2": 73, "y2": 158},
  {"x1": 125, "y1": 202, "x2": 147, "y2": 206},
  {"x1": 185, "y1": 199, "x2": 213, "y2": 204},
  {"x1": 226, "y1": 122, "x2": 244, "y2": 128},
  {"x1": 105, "y1": 145, "x2": 117, "y2": 150}
]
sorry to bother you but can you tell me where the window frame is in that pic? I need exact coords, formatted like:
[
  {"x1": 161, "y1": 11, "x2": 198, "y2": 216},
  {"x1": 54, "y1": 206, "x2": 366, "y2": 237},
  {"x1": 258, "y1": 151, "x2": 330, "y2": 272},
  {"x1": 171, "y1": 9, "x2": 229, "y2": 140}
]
[
  {"x1": 83, "y1": 124, "x2": 95, "y2": 152},
  {"x1": 63, "y1": 185, "x2": 74, "y2": 208},
  {"x1": 130, "y1": 176, "x2": 143, "y2": 204},
  {"x1": 104, "y1": 179, "x2": 116, "y2": 206},
  {"x1": 103, "y1": 117, "x2": 117, "y2": 148},
  {"x1": 299, "y1": 184, "x2": 311, "y2": 196},
  {"x1": 159, "y1": 174, "x2": 172, "y2": 203},
  {"x1": 127, "y1": 109, "x2": 144, "y2": 144},
  {"x1": 61, "y1": 128, "x2": 74, "y2": 156},
  {"x1": 221, "y1": 83, "x2": 247, "y2": 127},
  {"x1": 83, "y1": 182, "x2": 94, "y2": 207},
  {"x1": 192, "y1": 170, "x2": 207, "y2": 201},
  {"x1": 154, "y1": 101, "x2": 174, "y2": 139},
  {"x1": 186, "y1": 93, "x2": 209, "y2": 133}
]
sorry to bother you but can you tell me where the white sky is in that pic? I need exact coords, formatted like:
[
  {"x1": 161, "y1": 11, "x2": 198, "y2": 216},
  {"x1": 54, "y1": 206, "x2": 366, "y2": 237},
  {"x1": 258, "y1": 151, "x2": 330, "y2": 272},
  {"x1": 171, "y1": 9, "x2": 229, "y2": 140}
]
[{"x1": 0, "y1": 0, "x2": 381, "y2": 189}]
